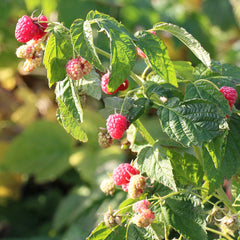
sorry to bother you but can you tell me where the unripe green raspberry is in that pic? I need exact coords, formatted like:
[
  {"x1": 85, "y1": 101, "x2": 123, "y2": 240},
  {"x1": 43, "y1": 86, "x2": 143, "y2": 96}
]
[
  {"x1": 98, "y1": 129, "x2": 113, "y2": 149},
  {"x1": 104, "y1": 206, "x2": 122, "y2": 229},
  {"x1": 100, "y1": 178, "x2": 115, "y2": 196}
]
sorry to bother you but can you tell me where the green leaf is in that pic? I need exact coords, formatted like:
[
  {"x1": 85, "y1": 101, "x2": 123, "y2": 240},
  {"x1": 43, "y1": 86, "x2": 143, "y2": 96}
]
[
  {"x1": 78, "y1": 70, "x2": 102, "y2": 100},
  {"x1": 157, "y1": 99, "x2": 225, "y2": 147},
  {"x1": 160, "y1": 195, "x2": 207, "y2": 240},
  {"x1": 173, "y1": 61, "x2": 195, "y2": 81},
  {"x1": 55, "y1": 78, "x2": 88, "y2": 142},
  {"x1": 87, "y1": 10, "x2": 136, "y2": 91},
  {"x1": 222, "y1": 114, "x2": 240, "y2": 179},
  {"x1": 1, "y1": 121, "x2": 73, "y2": 182},
  {"x1": 44, "y1": 25, "x2": 73, "y2": 87},
  {"x1": 204, "y1": 76, "x2": 236, "y2": 88},
  {"x1": 99, "y1": 97, "x2": 134, "y2": 118},
  {"x1": 136, "y1": 141, "x2": 177, "y2": 191},
  {"x1": 87, "y1": 221, "x2": 126, "y2": 240},
  {"x1": 167, "y1": 150, "x2": 204, "y2": 187},
  {"x1": 211, "y1": 61, "x2": 240, "y2": 84},
  {"x1": 135, "y1": 31, "x2": 177, "y2": 87},
  {"x1": 153, "y1": 22, "x2": 211, "y2": 67},
  {"x1": 70, "y1": 19, "x2": 104, "y2": 71},
  {"x1": 202, "y1": 132, "x2": 227, "y2": 193},
  {"x1": 127, "y1": 98, "x2": 152, "y2": 123},
  {"x1": 185, "y1": 80, "x2": 231, "y2": 116},
  {"x1": 126, "y1": 223, "x2": 161, "y2": 240}
]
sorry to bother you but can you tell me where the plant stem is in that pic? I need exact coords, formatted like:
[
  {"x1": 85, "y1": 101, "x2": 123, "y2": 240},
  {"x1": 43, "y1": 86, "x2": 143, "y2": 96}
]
[
  {"x1": 215, "y1": 188, "x2": 234, "y2": 212},
  {"x1": 206, "y1": 227, "x2": 233, "y2": 240},
  {"x1": 95, "y1": 47, "x2": 144, "y2": 86},
  {"x1": 133, "y1": 119, "x2": 155, "y2": 145}
]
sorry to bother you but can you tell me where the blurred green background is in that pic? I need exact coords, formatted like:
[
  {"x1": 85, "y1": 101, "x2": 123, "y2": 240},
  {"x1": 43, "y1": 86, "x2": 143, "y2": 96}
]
[{"x1": 0, "y1": 0, "x2": 239, "y2": 239}]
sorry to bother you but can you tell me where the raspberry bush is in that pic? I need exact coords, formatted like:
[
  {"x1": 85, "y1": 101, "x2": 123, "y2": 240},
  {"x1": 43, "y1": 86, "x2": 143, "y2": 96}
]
[{"x1": 15, "y1": 10, "x2": 240, "y2": 240}]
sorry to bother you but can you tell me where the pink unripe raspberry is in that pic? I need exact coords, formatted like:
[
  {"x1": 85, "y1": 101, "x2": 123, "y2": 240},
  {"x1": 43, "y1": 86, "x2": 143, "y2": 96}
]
[
  {"x1": 66, "y1": 57, "x2": 83, "y2": 80},
  {"x1": 80, "y1": 58, "x2": 92, "y2": 75},
  {"x1": 128, "y1": 174, "x2": 146, "y2": 199},
  {"x1": 132, "y1": 209, "x2": 155, "y2": 228},
  {"x1": 33, "y1": 15, "x2": 48, "y2": 40},
  {"x1": 15, "y1": 15, "x2": 39, "y2": 43},
  {"x1": 112, "y1": 163, "x2": 139, "y2": 185},
  {"x1": 101, "y1": 72, "x2": 118, "y2": 95},
  {"x1": 219, "y1": 86, "x2": 238, "y2": 111},
  {"x1": 23, "y1": 55, "x2": 42, "y2": 72},
  {"x1": 133, "y1": 200, "x2": 151, "y2": 213},
  {"x1": 136, "y1": 47, "x2": 147, "y2": 59},
  {"x1": 16, "y1": 45, "x2": 35, "y2": 58},
  {"x1": 106, "y1": 113, "x2": 129, "y2": 139}
]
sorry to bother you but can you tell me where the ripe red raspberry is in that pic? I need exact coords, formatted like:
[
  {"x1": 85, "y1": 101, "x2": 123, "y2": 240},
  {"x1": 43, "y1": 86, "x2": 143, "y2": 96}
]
[
  {"x1": 106, "y1": 113, "x2": 129, "y2": 139},
  {"x1": 66, "y1": 57, "x2": 83, "y2": 80},
  {"x1": 136, "y1": 47, "x2": 147, "y2": 59},
  {"x1": 219, "y1": 86, "x2": 238, "y2": 111},
  {"x1": 133, "y1": 200, "x2": 150, "y2": 213},
  {"x1": 117, "y1": 79, "x2": 129, "y2": 91},
  {"x1": 15, "y1": 15, "x2": 39, "y2": 43},
  {"x1": 112, "y1": 163, "x2": 139, "y2": 185},
  {"x1": 16, "y1": 45, "x2": 35, "y2": 58},
  {"x1": 33, "y1": 15, "x2": 48, "y2": 40},
  {"x1": 101, "y1": 72, "x2": 118, "y2": 95},
  {"x1": 132, "y1": 209, "x2": 155, "y2": 228},
  {"x1": 128, "y1": 174, "x2": 146, "y2": 199}
]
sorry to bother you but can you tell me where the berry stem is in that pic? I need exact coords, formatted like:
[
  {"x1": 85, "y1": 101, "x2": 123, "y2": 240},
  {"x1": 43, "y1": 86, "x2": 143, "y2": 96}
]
[
  {"x1": 215, "y1": 188, "x2": 235, "y2": 212},
  {"x1": 120, "y1": 88, "x2": 140, "y2": 114},
  {"x1": 133, "y1": 119, "x2": 155, "y2": 145},
  {"x1": 206, "y1": 226, "x2": 233, "y2": 240}
]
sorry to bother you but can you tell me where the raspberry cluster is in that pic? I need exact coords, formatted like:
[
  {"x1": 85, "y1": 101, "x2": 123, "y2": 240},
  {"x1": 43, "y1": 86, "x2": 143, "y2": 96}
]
[
  {"x1": 15, "y1": 14, "x2": 48, "y2": 72},
  {"x1": 66, "y1": 57, "x2": 92, "y2": 80},
  {"x1": 132, "y1": 200, "x2": 155, "y2": 228},
  {"x1": 101, "y1": 72, "x2": 129, "y2": 95},
  {"x1": 106, "y1": 113, "x2": 129, "y2": 139},
  {"x1": 15, "y1": 15, "x2": 48, "y2": 43},
  {"x1": 16, "y1": 39, "x2": 43, "y2": 72}
]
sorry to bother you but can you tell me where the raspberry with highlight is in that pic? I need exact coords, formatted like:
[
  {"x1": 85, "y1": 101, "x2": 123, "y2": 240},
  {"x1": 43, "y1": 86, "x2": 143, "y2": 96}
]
[
  {"x1": 16, "y1": 45, "x2": 35, "y2": 58},
  {"x1": 117, "y1": 79, "x2": 129, "y2": 91},
  {"x1": 15, "y1": 15, "x2": 39, "y2": 43},
  {"x1": 106, "y1": 113, "x2": 129, "y2": 139},
  {"x1": 133, "y1": 200, "x2": 151, "y2": 213},
  {"x1": 219, "y1": 86, "x2": 238, "y2": 111},
  {"x1": 112, "y1": 163, "x2": 139, "y2": 186},
  {"x1": 66, "y1": 57, "x2": 83, "y2": 80},
  {"x1": 100, "y1": 178, "x2": 115, "y2": 196},
  {"x1": 128, "y1": 174, "x2": 146, "y2": 199},
  {"x1": 101, "y1": 72, "x2": 118, "y2": 95},
  {"x1": 33, "y1": 15, "x2": 48, "y2": 40},
  {"x1": 132, "y1": 209, "x2": 155, "y2": 228}
]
